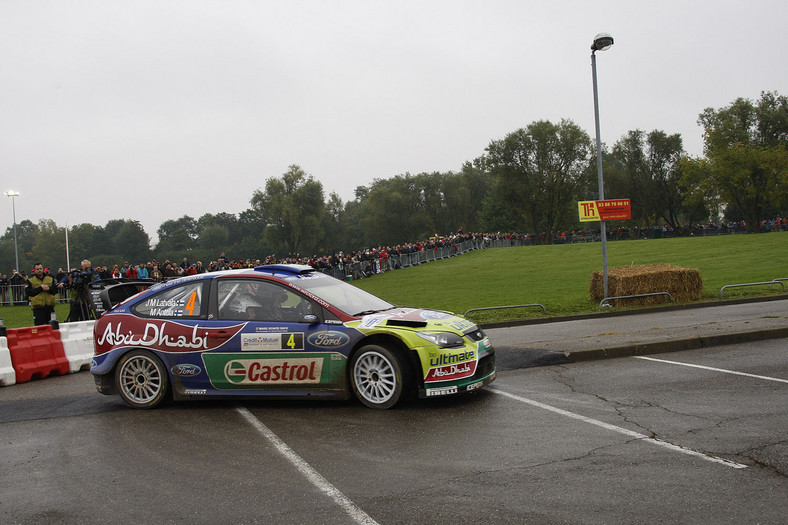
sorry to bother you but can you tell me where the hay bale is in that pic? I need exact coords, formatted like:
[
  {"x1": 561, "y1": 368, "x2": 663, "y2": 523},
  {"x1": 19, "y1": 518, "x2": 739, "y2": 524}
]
[{"x1": 590, "y1": 264, "x2": 703, "y2": 306}]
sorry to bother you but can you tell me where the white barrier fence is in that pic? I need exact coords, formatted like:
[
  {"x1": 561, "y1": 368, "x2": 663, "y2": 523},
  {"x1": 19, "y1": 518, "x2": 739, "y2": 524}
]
[
  {"x1": 58, "y1": 320, "x2": 97, "y2": 373},
  {"x1": 0, "y1": 336, "x2": 14, "y2": 386}
]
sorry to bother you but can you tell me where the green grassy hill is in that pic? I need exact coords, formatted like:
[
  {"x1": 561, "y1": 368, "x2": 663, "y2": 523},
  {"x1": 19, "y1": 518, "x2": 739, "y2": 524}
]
[{"x1": 354, "y1": 232, "x2": 788, "y2": 322}]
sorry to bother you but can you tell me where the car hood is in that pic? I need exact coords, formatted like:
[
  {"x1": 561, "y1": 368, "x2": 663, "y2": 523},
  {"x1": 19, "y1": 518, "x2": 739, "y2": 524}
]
[{"x1": 350, "y1": 307, "x2": 477, "y2": 333}]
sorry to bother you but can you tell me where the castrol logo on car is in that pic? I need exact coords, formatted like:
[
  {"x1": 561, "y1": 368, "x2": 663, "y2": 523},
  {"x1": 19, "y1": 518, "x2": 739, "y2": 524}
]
[{"x1": 223, "y1": 358, "x2": 323, "y2": 385}]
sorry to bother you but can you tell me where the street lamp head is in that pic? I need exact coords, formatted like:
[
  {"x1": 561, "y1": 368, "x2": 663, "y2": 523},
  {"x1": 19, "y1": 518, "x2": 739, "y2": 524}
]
[
  {"x1": 591, "y1": 33, "x2": 614, "y2": 52},
  {"x1": 4, "y1": 190, "x2": 20, "y2": 198}
]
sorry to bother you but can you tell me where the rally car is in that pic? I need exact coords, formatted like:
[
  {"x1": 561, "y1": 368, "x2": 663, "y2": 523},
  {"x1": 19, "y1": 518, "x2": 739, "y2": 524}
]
[{"x1": 91, "y1": 264, "x2": 496, "y2": 409}]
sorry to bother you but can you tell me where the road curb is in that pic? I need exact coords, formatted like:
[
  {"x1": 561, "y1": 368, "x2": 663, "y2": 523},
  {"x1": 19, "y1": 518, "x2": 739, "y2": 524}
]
[{"x1": 564, "y1": 326, "x2": 788, "y2": 362}]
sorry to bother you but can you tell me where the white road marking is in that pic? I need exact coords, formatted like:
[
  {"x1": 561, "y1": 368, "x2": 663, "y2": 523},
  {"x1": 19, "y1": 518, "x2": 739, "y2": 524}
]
[
  {"x1": 634, "y1": 356, "x2": 788, "y2": 384},
  {"x1": 489, "y1": 388, "x2": 747, "y2": 469},
  {"x1": 236, "y1": 407, "x2": 380, "y2": 525}
]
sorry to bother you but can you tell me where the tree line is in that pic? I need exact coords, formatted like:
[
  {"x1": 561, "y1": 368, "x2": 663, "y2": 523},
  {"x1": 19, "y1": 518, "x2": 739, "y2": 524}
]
[{"x1": 2, "y1": 91, "x2": 786, "y2": 273}]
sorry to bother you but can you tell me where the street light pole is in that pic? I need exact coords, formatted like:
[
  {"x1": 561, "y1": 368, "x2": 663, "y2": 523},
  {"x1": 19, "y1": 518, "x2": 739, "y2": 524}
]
[
  {"x1": 591, "y1": 33, "x2": 614, "y2": 300},
  {"x1": 4, "y1": 190, "x2": 20, "y2": 272}
]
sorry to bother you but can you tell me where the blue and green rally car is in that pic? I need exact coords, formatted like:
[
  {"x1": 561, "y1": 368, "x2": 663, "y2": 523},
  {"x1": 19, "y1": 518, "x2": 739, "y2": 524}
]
[{"x1": 91, "y1": 264, "x2": 496, "y2": 409}]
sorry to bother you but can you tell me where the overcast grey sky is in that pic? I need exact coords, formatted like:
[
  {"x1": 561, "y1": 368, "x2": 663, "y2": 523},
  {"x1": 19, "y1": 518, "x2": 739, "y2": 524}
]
[{"x1": 2, "y1": 1, "x2": 786, "y2": 244}]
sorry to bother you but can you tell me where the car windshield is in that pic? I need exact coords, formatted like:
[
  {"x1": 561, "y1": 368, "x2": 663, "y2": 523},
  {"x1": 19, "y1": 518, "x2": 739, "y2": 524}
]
[{"x1": 291, "y1": 274, "x2": 394, "y2": 317}]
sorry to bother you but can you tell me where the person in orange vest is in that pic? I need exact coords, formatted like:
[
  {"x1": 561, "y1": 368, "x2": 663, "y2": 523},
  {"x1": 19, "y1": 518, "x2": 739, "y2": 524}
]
[{"x1": 25, "y1": 262, "x2": 57, "y2": 326}]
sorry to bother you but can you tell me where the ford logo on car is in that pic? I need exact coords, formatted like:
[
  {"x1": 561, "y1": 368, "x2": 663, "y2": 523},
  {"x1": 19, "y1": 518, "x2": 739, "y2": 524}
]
[
  {"x1": 172, "y1": 363, "x2": 202, "y2": 377},
  {"x1": 307, "y1": 331, "x2": 350, "y2": 349}
]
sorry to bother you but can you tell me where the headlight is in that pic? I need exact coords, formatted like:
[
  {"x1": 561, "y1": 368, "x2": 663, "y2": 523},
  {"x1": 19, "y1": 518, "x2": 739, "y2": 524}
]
[{"x1": 417, "y1": 331, "x2": 464, "y2": 348}]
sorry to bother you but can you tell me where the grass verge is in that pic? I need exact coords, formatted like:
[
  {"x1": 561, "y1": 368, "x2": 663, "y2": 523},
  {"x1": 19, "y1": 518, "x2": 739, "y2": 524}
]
[
  {"x1": 1, "y1": 232, "x2": 785, "y2": 328},
  {"x1": 353, "y1": 232, "x2": 788, "y2": 323}
]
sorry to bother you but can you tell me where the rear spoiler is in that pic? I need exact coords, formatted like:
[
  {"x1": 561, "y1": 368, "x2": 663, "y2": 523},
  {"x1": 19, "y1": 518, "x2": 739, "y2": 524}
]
[{"x1": 87, "y1": 279, "x2": 155, "y2": 317}]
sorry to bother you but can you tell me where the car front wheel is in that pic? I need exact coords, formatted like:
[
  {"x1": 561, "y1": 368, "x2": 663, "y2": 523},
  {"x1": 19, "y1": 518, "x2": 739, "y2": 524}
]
[
  {"x1": 115, "y1": 350, "x2": 170, "y2": 409},
  {"x1": 350, "y1": 344, "x2": 409, "y2": 409}
]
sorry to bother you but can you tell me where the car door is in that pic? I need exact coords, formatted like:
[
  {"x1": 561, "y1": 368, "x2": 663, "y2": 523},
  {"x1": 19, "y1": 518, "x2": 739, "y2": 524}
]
[
  {"x1": 122, "y1": 278, "x2": 224, "y2": 395},
  {"x1": 202, "y1": 278, "x2": 348, "y2": 393}
]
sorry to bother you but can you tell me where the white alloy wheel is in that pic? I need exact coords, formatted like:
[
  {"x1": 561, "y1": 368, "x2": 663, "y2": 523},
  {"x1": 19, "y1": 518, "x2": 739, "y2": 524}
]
[
  {"x1": 350, "y1": 345, "x2": 406, "y2": 409},
  {"x1": 116, "y1": 350, "x2": 169, "y2": 409}
]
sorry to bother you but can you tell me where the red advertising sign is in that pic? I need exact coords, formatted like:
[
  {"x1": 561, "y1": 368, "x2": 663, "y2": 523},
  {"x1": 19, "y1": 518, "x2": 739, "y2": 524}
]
[{"x1": 578, "y1": 199, "x2": 631, "y2": 222}]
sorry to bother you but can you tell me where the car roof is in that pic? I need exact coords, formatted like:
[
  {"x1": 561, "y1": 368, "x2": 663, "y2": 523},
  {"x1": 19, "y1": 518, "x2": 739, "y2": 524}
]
[{"x1": 147, "y1": 264, "x2": 319, "y2": 291}]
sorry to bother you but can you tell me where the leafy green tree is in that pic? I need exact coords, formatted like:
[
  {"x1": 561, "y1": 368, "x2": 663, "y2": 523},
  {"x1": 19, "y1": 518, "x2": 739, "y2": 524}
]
[
  {"x1": 478, "y1": 177, "x2": 520, "y2": 232},
  {"x1": 198, "y1": 224, "x2": 230, "y2": 260},
  {"x1": 234, "y1": 208, "x2": 269, "y2": 259},
  {"x1": 155, "y1": 215, "x2": 198, "y2": 258},
  {"x1": 484, "y1": 119, "x2": 593, "y2": 242},
  {"x1": 648, "y1": 131, "x2": 691, "y2": 230},
  {"x1": 0, "y1": 219, "x2": 37, "y2": 272},
  {"x1": 116, "y1": 220, "x2": 151, "y2": 263},
  {"x1": 357, "y1": 175, "x2": 434, "y2": 245},
  {"x1": 251, "y1": 165, "x2": 325, "y2": 256},
  {"x1": 31, "y1": 220, "x2": 67, "y2": 270},
  {"x1": 611, "y1": 129, "x2": 689, "y2": 231},
  {"x1": 447, "y1": 162, "x2": 491, "y2": 232},
  {"x1": 198, "y1": 212, "x2": 238, "y2": 242},
  {"x1": 685, "y1": 91, "x2": 788, "y2": 232},
  {"x1": 67, "y1": 223, "x2": 98, "y2": 268},
  {"x1": 341, "y1": 196, "x2": 365, "y2": 249},
  {"x1": 610, "y1": 130, "x2": 650, "y2": 224},
  {"x1": 91, "y1": 226, "x2": 114, "y2": 261},
  {"x1": 0, "y1": 233, "x2": 14, "y2": 272},
  {"x1": 415, "y1": 172, "x2": 445, "y2": 233},
  {"x1": 2, "y1": 219, "x2": 39, "y2": 271},
  {"x1": 321, "y1": 192, "x2": 345, "y2": 253}
]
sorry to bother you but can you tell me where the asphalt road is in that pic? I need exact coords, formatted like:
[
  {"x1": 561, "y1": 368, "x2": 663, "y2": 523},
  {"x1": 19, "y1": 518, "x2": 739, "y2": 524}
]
[{"x1": 1, "y1": 335, "x2": 786, "y2": 524}]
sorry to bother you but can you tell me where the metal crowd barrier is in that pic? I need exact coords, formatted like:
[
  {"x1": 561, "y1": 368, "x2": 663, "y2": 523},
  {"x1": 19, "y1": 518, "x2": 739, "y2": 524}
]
[
  {"x1": 720, "y1": 280, "x2": 786, "y2": 298},
  {"x1": 0, "y1": 284, "x2": 28, "y2": 307},
  {"x1": 599, "y1": 292, "x2": 674, "y2": 309},
  {"x1": 0, "y1": 284, "x2": 71, "y2": 307},
  {"x1": 464, "y1": 304, "x2": 546, "y2": 316},
  {"x1": 312, "y1": 238, "x2": 510, "y2": 281}
]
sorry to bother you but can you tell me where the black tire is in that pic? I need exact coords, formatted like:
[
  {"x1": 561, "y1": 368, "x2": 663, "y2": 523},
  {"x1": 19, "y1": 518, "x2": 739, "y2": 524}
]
[
  {"x1": 349, "y1": 344, "x2": 410, "y2": 409},
  {"x1": 115, "y1": 350, "x2": 170, "y2": 409}
]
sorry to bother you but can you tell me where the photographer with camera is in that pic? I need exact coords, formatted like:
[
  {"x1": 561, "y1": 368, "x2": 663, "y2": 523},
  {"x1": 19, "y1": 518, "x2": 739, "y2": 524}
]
[
  {"x1": 25, "y1": 263, "x2": 57, "y2": 326},
  {"x1": 58, "y1": 259, "x2": 100, "y2": 322}
]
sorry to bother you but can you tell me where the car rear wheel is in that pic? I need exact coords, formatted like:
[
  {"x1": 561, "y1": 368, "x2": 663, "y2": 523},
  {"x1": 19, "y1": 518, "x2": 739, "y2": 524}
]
[
  {"x1": 350, "y1": 344, "x2": 409, "y2": 409},
  {"x1": 115, "y1": 350, "x2": 170, "y2": 409}
]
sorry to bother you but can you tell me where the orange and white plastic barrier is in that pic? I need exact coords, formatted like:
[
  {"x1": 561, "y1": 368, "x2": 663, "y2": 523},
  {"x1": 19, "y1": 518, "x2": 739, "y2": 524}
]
[
  {"x1": 0, "y1": 321, "x2": 98, "y2": 387},
  {"x1": 4, "y1": 325, "x2": 70, "y2": 383}
]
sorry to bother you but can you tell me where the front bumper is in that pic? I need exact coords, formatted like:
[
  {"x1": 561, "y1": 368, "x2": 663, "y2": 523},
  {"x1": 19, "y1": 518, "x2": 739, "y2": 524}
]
[{"x1": 419, "y1": 349, "x2": 496, "y2": 398}]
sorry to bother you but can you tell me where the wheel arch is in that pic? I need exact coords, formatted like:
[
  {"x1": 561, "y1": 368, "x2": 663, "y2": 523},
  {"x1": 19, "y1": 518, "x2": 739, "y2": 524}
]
[
  {"x1": 112, "y1": 347, "x2": 174, "y2": 408},
  {"x1": 349, "y1": 333, "x2": 423, "y2": 390},
  {"x1": 104, "y1": 346, "x2": 174, "y2": 376}
]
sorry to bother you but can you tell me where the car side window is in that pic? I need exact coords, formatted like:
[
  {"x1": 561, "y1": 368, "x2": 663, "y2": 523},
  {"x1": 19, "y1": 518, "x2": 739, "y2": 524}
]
[
  {"x1": 132, "y1": 281, "x2": 205, "y2": 318},
  {"x1": 217, "y1": 279, "x2": 321, "y2": 323}
]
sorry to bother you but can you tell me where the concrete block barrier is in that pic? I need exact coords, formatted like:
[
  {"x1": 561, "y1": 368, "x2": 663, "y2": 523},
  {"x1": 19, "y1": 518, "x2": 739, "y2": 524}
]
[
  {"x1": 5, "y1": 325, "x2": 70, "y2": 383},
  {"x1": 59, "y1": 320, "x2": 97, "y2": 372},
  {"x1": 0, "y1": 336, "x2": 15, "y2": 386}
]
